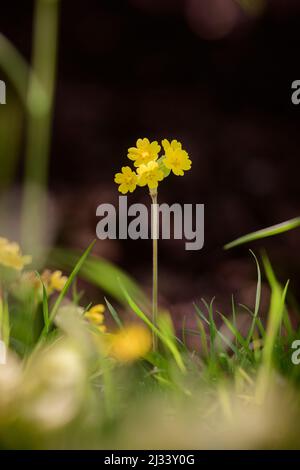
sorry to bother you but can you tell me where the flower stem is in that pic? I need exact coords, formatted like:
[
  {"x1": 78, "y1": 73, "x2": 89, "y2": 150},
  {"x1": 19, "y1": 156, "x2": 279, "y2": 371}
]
[{"x1": 150, "y1": 189, "x2": 158, "y2": 351}]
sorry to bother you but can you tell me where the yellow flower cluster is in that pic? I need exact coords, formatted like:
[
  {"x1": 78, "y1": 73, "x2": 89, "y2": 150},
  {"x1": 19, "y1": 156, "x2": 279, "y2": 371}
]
[
  {"x1": 114, "y1": 138, "x2": 192, "y2": 194},
  {"x1": 84, "y1": 304, "x2": 106, "y2": 333},
  {"x1": 0, "y1": 237, "x2": 32, "y2": 271}
]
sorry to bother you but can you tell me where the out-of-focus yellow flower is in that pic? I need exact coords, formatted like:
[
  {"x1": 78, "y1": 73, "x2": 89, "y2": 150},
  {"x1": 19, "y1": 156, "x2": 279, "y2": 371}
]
[
  {"x1": 49, "y1": 271, "x2": 68, "y2": 292},
  {"x1": 0, "y1": 237, "x2": 31, "y2": 271},
  {"x1": 84, "y1": 304, "x2": 106, "y2": 333},
  {"x1": 128, "y1": 138, "x2": 161, "y2": 167},
  {"x1": 41, "y1": 270, "x2": 68, "y2": 295},
  {"x1": 162, "y1": 139, "x2": 192, "y2": 176},
  {"x1": 114, "y1": 166, "x2": 138, "y2": 194},
  {"x1": 137, "y1": 161, "x2": 164, "y2": 189},
  {"x1": 108, "y1": 324, "x2": 152, "y2": 362}
]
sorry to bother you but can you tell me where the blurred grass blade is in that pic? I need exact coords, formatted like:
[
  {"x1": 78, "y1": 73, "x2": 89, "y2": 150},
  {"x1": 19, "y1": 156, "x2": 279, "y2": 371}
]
[
  {"x1": 47, "y1": 240, "x2": 96, "y2": 328},
  {"x1": 196, "y1": 318, "x2": 209, "y2": 359},
  {"x1": 0, "y1": 296, "x2": 10, "y2": 347},
  {"x1": 262, "y1": 253, "x2": 289, "y2": 369},
  {"x1": 21, "y1": 0, "x2": 60, "y2": 261},
  {"x1": 35, "y1": 271, "x2": 49, "y2": 335},
  {"x1": 262, "y1": 252, "x2": 292, "y2": 337},
  {"x1": 42, "y1": 283, "x2": 49, "y2": 334},
  {"x1": 231, "y1": 295, "x2": 237, "y2": 346},
  {"x1": 0, "y1": 33, "x2": 46, "y2": 106},
  {"x1": 193, "y1": 303, "x2": 239, "y2": 355},
  {"x1": 104, "y1": 297, "x2": 123, "y2": 329},
  {"x1": 0, "y1": 97, "x2": 23, "y2": 196},
  {"x1": 246, "y1": 250, "x2": 261, "y2": 346},
  {"x1": 50, "y1": 248, "x2": 148, "y2": 307},
  {"x1": 224, "y1": 217, "x2": 300, "y2": 250},
  {"x1": 256, "y1": 276, "x2": 289, "y2": 402},
  {"x1": 217, "y1": 311, "x2": 248, "y2": 350},
  {"x1": 202, "y1": 298, "x2": 216, "y2": 354},
  {"x1": 120, "y1": 282, "x2": 186, "y2": 372},
  {"x1": 239, "y1": 303, "x2": 266, "y2": 338}
]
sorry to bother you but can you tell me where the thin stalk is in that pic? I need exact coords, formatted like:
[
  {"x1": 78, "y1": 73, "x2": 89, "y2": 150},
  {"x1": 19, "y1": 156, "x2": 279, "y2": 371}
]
[
  {"x1": 150, "y1": 189, "x2": 158, "y2": 351},
  {"x1": 21, "y1": 0, "x2": 60, "y2": 262}
]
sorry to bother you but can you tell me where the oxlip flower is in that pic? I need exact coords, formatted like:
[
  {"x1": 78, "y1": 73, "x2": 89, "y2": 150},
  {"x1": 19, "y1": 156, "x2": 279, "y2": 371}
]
[
  {"x1": 137, "y1": 161, "x2": 164, "y2": 189},
  {"x1": 128, "y1": 138, "x2": 161, "y2": 167},
  {"x1": 114, "y1": 166, "x2": 138, "y2": 194},
  {"x1": 41, "y1": 270, "x2": 68, "y2": 295},
  {"x1": 0, "y1": 237, "x2": 31, "y2": 271},
  {"x1": 114, "y1": 137, "x2": 192, "y2": 351},
  {"x1": 84, "y1": 304, "x2": 106, "y2": 333},
  {"x1": 162, "y1": 139, "x2": 192, "y2": 176}
]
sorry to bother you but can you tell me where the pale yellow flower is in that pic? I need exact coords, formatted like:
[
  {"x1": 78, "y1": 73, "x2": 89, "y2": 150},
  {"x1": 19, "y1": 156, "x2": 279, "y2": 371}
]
[
  {"x1": 114, "y1": 166, "x2": 138, "y2": 194},
  {"x1": 162, "y1": 139, "x2": 192, "y2": 176},
  {"x1": 128, "y1": 138, "x2": 161, "y2": 167},
  {"x1": 84, "y1": 304, "x2": 106, "y2": 333},
  {"x1": 41, "y1": 270, "x2": 68, "y2": 295},
  {"x1": 137, "y1": 161, "x2": 164, "y2": 189},
  {"x1": 108, "y1": 324, "x2": 152, "y2": 362},
  {"x1": 0, "y1": 237, "x2": 31, "y2": 271}
]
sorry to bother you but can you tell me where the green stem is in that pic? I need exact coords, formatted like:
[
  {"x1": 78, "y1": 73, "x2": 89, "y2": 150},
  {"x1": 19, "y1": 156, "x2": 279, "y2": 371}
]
[{"x1": 150, "y1": 189, "x2": 158, "y2": 351}]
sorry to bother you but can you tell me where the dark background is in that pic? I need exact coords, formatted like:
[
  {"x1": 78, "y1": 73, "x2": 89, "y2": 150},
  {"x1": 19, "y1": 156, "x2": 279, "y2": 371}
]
[{"x1": 1, "y1": 0, "x2": 300, "y2": 324}]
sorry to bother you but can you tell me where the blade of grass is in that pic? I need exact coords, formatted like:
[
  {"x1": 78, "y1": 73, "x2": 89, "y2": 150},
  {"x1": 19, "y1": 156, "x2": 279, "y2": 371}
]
[
  {"x1": 202, "y1": 297, "x2": 216, "y2": 354},
  {"x1": 104, "y1": 297, "x2": 123, "y2": 329},
  {"x1": 50, "y1": 248, "x2": 147, "y2": 307},
  {"x1": 196, "y1": 318, "x2": 209, "y2": 359},
  {"x1": 182, "y1": 315, "x2": 187, "y2": 348},
  {"x1": 120, "y1": 282, "x2": 186, "y2": 372},
  {"x1": 46, "y1": 240, "x2": 96, "y2": 330},
  {"x1": 217, "y1": 311, "x2": 248, "y2": 350},
  {"x1": 193, "y1": 303, "x2": 239, "y2": 355},
  {"x1": 0, "y1": 296, "x2": 10, "y2": 347},
  {"x1": 224, "y1": 217, "x2": 300, "y2": 250},
  {"x1": 256, "y1": 278, "x2": 289, "y2": 402},
  {"x1": 239, "y1": 303, "x2": 266, "y2": 338},
  {"x1": 35, "y1": 271, "x2": 49, "y2": 335},
  {"x1": 262, "y1": 252, "x2": 293, "y2": 337},
  {"x1": 21, "y1": 0, "x2": 61, "y2": 262},
  {"x1": 231, "y1": 295, "x2": 237, "y2": 348},
  {"x1": 246, "y1": 250, "x2": 261, "y2": 346},
  {"x1": 0, "y1": 32, "x2": 47, "y2": 107}
]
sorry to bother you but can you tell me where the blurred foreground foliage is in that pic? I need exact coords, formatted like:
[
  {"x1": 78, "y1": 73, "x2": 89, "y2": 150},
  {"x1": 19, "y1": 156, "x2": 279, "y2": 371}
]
[{"x1": 1, "y1": 239, "x2": 300, "y2": 449}]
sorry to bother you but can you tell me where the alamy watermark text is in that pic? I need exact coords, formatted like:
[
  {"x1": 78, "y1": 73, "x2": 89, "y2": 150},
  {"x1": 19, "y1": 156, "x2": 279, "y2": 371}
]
[{"x1": 96, "y1": 196, "x2": 204, "y2": 251}]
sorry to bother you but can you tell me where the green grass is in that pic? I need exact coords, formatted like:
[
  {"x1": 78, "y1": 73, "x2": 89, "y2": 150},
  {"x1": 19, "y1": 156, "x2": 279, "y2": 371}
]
[{"x1": 1, "y1": 241, "x2": 300, "y2": 450}]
